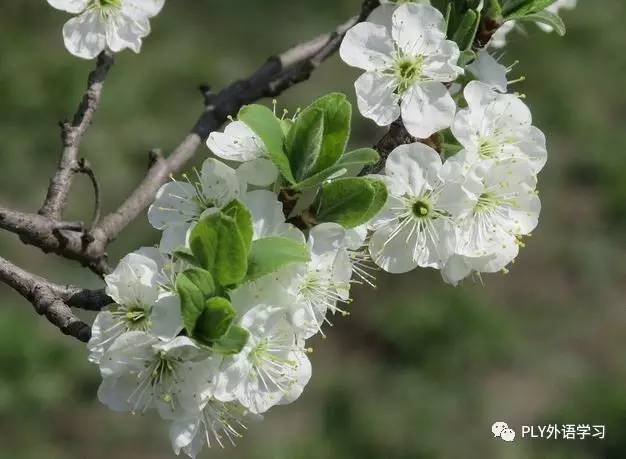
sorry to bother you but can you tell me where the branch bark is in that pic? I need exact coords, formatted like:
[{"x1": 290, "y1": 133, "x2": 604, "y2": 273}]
[
  {"x1": 40, "y1": 51, "x2": 114, "y2": 220},
  {"x1": 0, "y1": 255, "x2": 111, "y2": 342}
]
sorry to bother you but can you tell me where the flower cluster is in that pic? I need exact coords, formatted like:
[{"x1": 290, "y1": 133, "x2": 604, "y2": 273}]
[{"x1": 70, "y1": 0, "x2": 576, "y2": 455}]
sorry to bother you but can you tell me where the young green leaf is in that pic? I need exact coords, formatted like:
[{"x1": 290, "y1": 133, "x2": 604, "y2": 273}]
[
  {"x1": 306, "y1": 93, "x2": 352, "y2": 174},
  {"x1": 193, "y1": 297, "x2": 236, "y2": 345},
  {"x1": 238, "y1": 104, "x2": 296, "y2": 184},
  {"x1": 175, "y1": 268, "x2": 216, "y2": 335},
  {"x1": 212, "y1": 325, "x2": 250, "y2": 355},
  {"x1": 360, "y1": 178, "x2": 389, "y2": 223},
  {"x1": 519, "y1": 10, "x2": 566, "y2": 35},
  {"x1": 292, "y1": 148, "x2": 380, "y2": 191},
  {"x1": 286, "y1": 108, "x2": 325, "y2": 182},
  {"x1": 171, "y1": 248, "x2": 200, "y2": 267},
  {"x1": 222, "y1": 199, "x2": 253, "y2": 252},
  {"x1": 452, "y1": 9, "x2": 480, "y2": 51},
  {"x1": 315, "y1": 177, "x2": 377, "y2": 228},
  {"x1": 246, "y1": 237, "x2": 311, "y2": 282},
  {"x1": 189, "y1": 213, "x2": 248, "y2": 287},
  {"x1": 504, "y1": 0, "x2": 557, "y2": 18}
]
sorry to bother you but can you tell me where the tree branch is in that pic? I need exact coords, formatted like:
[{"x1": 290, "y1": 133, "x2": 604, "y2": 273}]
[
  {"x1": 0, "y1": 0, "x2": 381, "y2": 341},
  {"x1": 0, "y1": 255, "x2": 111, "y2": 342},
  {"x1": 39, "y1": 51, "x2": 114, "y2": 220},
  {"x1": 90, "y1": 0, "x2": 381, "y2": 248}
]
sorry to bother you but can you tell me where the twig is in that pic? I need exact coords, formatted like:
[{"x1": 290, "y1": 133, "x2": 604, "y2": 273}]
[
  {"x1": 0, "y1": 255, "x2": 111, "y2": 342},
  {"x1": 75, "y1": 158, "x2": 102, "y2": 228},
  {"x1": 39, "y1": 51, "x2": 114, "y2": 219}
]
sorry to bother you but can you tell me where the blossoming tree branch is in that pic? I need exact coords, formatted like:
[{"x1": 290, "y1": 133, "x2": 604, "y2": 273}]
[{"x1": 0, "y1": 0, "x2": 576, "y2": 455}]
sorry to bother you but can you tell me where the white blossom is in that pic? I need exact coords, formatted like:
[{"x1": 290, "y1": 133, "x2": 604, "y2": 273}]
[
  {"x1": 88, "y1": 248, "x2": 182, "y2": 363},
  {"x1": 47, "y1": 0, "x2": 165, "y2": 59},
  {"x1": 97, "y1": 332, "x2": 221, "y2": 418},
  {"x1": 169, "y1": 401, "x2": 261, "y2": 457},
  {"x1": 206, "y1": 121, "x2": 279, "y2": 187},
  {"x1": 442, "y1": 158, "x2": 541, "y2": 284},
  {"x1": 214, "y1": 305, "x2": 311, "y2": 415},
  {"x1": 451, "y1": 81, "x2": 547, "y2": 173},
  {"x1": 230, "y1": 223, "x2": 357, "y2": 338},
  {"x1": 368, "y1": 143, "x2": 473, "y2": 273},
  {"x1": 340, "y1": 3, "x2": 463, "y2": 138},
  {"x1": 148, "y1": 159, "x2": 245, "y2": 253}
]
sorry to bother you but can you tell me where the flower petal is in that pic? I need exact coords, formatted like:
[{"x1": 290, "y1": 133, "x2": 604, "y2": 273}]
[
  {"x1": 47, "y1": 0, "x2": 89, "y2": 13},
  {"x1": 401, "y1": 81, "x2": 455, "y2": 138},
  {"x1": 340, "y1": 22, "x2": 394, "y2": 71},
  {"x1": 236, "y1": 158, "x2": 279, "y2": 187},
  {"x1": 392, "y1": 4, "x2": 446, "y2": 56},
  {"x1": 355, "y1": 71, "x2": 401, "y2": 126},
  {"x1": 62, "y1": 11, "x2": 106, "y2": 59}
]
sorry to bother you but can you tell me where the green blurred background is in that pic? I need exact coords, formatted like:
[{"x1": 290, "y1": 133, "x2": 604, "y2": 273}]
[{"x1": 1, "y1": 1, "x2": 625, "y2": 458}]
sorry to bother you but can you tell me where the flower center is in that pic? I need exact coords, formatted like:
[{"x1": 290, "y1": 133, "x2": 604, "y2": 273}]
[
  {"x1": 478, "y1": 137, "x2": 499, "y2": 158},
  {"x1": 475, "y1": 192, "x2": 515, "y2": 214},
  {"x1": 96, "y1": 0, "x2": 122, "y2": 8},
  {"x1": 111, "y1": 305, "x2": 151, "y2": 331},
  {"x1": 393, "y1": 55, "x2": 425, "y2": 94},
  {"x1": 412, "y1": 199, "x2": 432, "y2": 219},
  {"x1": 151, "y1": 351, "x2": 176, "y2": 387}
]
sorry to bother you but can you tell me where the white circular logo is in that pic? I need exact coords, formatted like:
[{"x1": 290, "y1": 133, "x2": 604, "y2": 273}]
[{"x1": 492, "y1": 422, "x2": 516, "y2": 442}]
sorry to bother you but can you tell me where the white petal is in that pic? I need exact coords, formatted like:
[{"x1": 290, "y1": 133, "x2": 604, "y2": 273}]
[
  {"x1": 199, "y1": 159, "x2": 241, "y2": 208},
  {"x1": 62, "y1": 11, "x2": 106, "y2": 60},
  {"x1": 466, "y1": 50, "x2": 508, "y2": 93},
  {"x1": 308, "y1": 223, "x2": 346, "y2": 265},
  {"x1": 169, "y1": 417, "x2": 201, "y2": 456},
  {"x1": 158, "y1": 222, "x2": 191, "y2": 254},
  {"x1": 242, "y1": 190, "x2": 287, "y2": 240},
  {"x1": 150, "y1": 294, "x2": 183, "y2": 340},
  {"x1": 369, "y1": 222, "x2": 420, "y2": 273},
  {"x1": 88, "y1": 311, "x2": 123, "y2": 364},
  {"x1": 355, "y1": 71, "x2": 401, "y2": 126},
  {"x1": 97, "y1": 374, "x2": 137, "y2": 412},
  {"x1": 385, "y1": 142, "x2": 442, "y2": 196},
  {"x1": 278, "y1": 352, "x2": 312, "y2": 405},
  {"x1": 422, "y1": 40, "x2": 463, "y2": 82},
  {"x1": 236, "y1": 158, "x2": 279, "y2": 187},
  {"x1": 121, "y1": 0, "x2": 165, "y2": 20},
  {"x1": 148, "y1": 181, "x2": 200, "y2": 229},
  {"x1": 206, "y1": 121, "x2": 266, "y2": 162},
  {"x1": 339, "y1": 22, "x2": 394, "y2": 71},
  {"x1": 518, "y1": 126, "x2": 548, "y2": 173},
  {"x1": 105, "y1": 13, "x2": 149, "y2": 54},
  {"x1": 47, "y1": 0, "x2": 88, "y2": 13},
  {"x1": 401, "y1": 82, "x2": 456, "y2": 138},
  {"x1": 391, "y1": 4, "x2": 446, "y2": 56},
  {"x1": 104, "y1": 251, "x2": 160, "y2": 306}
]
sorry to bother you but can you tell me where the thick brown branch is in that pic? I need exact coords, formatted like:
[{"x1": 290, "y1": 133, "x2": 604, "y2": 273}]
[
  {"x1": 0, "y1": 255, "x2": 111, "y2": 342},
  {"x1": 39, "y1": 51, "x2": 114, "y2": 219}
]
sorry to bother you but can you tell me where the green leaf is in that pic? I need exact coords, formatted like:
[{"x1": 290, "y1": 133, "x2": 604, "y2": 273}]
[
  {"x1": 360, "y1": 178, "x2": 388, "y2": 223},
  {"x1": 212, "y1": 325, "x2": 250, "y2": 355},
  {"x1": 292, "y1": 148, "x2": 380, "y2": 191},
  {"x1": 238, "y1": 104, "x2": 295, "y2": 184},
  {"x1": 315, "y1": 177, "x2": 377, "y2": 228},
  {"x1": 246, "y1": 237, "x2": 311, "y2": 281},
  {"x1": 452, "y1": 9, "x2": 480, "y2": 51},
  {"x1": 306, "y1": 93, "x2": 352, "y2": 174},
  {"x1": 175, "y1": 268, "x2": 216, "y2": 335},
  {"x1": 193, "y1": 297, "x2": 236, "y2": 345},
  {"x1": 519, "y1": 10, "x2": 566, "y2": 35},
  {"x1": 189, "y1": 213, "x2": 248, "y2": 286},
  {"x1": 222, "y1": 199, "x2": 253, "y2": 252},
  {"x1": 171, "y1": 248, "x2": 200, "y2": 267},
  {"x1": 286, "y1": 108, "x2": 325, "y2": 182},
  {"x1": 504, "y1": 0, "x2": 557, "y2": 18}
]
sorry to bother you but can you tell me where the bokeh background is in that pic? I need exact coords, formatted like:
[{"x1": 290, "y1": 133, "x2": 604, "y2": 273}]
[{"x1": 1, "y1": 1, "x2": 625, "y2": 458}]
